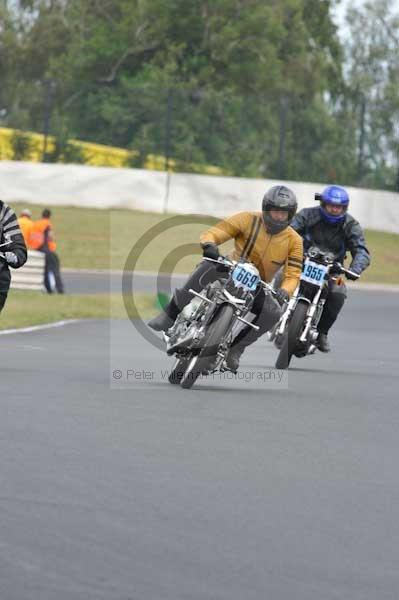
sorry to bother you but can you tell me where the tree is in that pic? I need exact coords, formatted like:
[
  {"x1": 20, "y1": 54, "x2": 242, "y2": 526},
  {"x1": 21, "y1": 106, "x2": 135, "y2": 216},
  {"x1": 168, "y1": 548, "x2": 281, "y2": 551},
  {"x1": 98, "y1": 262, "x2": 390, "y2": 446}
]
[
  {"x1": 344, "y1": 0, "x2": 399, "y2": 189},
  {"x1": 1, "y1": 0, "x2": 397, "y2": 189}
]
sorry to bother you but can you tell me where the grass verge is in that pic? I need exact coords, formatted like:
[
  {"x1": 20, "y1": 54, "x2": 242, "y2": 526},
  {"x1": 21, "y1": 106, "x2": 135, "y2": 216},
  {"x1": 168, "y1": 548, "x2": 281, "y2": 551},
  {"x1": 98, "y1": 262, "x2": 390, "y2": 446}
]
[
  {"x1": 9, "y1": 202, "x2": 399, "y2": 284},
  {"x1": 0, "y1": 290, "x2": 156, "y2": 331}
]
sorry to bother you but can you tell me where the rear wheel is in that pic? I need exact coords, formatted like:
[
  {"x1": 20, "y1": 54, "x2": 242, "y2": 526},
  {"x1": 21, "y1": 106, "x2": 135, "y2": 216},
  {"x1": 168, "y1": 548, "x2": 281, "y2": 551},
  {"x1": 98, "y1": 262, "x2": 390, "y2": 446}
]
[
  {"x1": 275, "y1": 300, "x2": 308, "y2": 370},
  {"x1": 180, "y1": 304, "x2": 235, "y2": 389}
]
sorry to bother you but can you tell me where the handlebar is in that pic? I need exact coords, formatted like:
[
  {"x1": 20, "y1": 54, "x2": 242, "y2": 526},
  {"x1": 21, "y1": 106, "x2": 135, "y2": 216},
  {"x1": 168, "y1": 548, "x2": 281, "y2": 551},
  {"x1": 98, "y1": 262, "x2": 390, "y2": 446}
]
[{"x1": 332, "y1": 262, "x2": 360, "y2": 280}]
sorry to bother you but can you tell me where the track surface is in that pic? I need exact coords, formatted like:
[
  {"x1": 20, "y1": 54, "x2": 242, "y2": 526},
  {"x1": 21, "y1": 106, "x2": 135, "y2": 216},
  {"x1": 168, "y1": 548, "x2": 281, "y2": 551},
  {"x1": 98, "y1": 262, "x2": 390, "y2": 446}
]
[
  {"x1": 1, "y1": 290, "x2": 398, "y2": 599},
  {"x1": 64, "y1": 270, "x2": 185, "y2": 294},
  {"x1": 63, "y1": 269, "x2": 399, "y2": 295}
]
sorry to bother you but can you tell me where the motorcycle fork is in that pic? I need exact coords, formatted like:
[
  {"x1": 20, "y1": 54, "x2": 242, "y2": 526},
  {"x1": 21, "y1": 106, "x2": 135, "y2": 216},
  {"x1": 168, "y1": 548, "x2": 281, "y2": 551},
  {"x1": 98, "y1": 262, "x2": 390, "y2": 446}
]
[
  {"x1": 277, "y1": 287, "x2": 299, "y2": 335},
  {"x1": 299, "y1": 286, "x2": 323, "y2": 343},
  {"x1": 211, "y1": 302, "x2": 243, "y2": 369}
]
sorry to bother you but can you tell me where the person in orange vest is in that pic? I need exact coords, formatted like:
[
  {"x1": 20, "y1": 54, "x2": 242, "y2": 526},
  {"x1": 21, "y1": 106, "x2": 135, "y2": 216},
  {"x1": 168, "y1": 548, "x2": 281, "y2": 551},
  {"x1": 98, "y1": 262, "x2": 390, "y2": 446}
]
[
  {"x1": 18, "y1": 208, "x2": 35, "y2": 248},
  {"x1": 31, "y1": 208, "x2": 64, "y2": 293}
]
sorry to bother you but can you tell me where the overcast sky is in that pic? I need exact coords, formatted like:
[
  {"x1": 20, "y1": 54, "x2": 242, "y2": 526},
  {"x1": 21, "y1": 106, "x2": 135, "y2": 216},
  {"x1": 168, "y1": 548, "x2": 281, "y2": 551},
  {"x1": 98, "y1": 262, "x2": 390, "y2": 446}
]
[{"x1": 331, "y1": 0, "x2": 366, "y2": 38}]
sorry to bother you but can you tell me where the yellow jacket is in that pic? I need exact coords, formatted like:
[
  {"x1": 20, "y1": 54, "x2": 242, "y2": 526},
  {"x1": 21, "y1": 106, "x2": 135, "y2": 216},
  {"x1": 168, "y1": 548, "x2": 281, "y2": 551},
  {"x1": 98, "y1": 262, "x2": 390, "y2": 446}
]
[{"x1": 200, "y1": 211, "x2": 303, "y2": 296}]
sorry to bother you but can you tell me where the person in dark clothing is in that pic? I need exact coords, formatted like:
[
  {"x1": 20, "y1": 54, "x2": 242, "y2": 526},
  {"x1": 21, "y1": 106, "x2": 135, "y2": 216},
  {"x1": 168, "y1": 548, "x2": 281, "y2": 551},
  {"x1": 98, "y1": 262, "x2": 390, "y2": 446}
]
[
  {"x1": 30, "y1": 208, "x2": 64, "y2": 294},
  {"x1": 0, "y1": 200, "x2": 28, "y2": 314},
  {"x1": 290, "y1": 185, "x2": 370, "y2": 352}
]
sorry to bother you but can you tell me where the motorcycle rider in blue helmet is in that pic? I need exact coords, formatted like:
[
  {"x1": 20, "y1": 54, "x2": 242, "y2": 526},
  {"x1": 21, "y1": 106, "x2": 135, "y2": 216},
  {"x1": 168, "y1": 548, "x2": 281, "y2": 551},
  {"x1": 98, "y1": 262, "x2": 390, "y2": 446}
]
[{"x1": 290, "y1": 185, "x2": 370, "y2": 352}]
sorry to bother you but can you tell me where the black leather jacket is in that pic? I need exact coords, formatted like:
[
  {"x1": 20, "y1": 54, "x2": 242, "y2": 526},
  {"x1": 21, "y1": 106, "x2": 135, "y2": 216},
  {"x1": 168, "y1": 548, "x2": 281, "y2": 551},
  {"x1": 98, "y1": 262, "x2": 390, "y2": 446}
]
[
  {"x1": 291, "y1": 207, "x2": 370, "y2": 275},
  {"x1": 0, "y1": 200, "x2": 28, "y2": 293}
]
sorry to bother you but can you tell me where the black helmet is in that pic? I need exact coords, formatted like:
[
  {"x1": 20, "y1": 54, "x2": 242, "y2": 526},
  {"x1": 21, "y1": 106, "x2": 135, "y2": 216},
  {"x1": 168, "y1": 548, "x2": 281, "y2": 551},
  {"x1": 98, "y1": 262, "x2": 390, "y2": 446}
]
[{"x1": 262, "y1": 185, "x2": 298, "y2": 234}]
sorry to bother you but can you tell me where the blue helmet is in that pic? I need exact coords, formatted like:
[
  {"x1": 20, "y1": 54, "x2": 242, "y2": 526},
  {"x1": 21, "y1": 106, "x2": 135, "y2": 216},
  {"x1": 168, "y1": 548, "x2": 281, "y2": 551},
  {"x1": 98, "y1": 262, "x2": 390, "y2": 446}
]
[{"x1": 316, "y1": 185, "x2": 349, "y2": 224}]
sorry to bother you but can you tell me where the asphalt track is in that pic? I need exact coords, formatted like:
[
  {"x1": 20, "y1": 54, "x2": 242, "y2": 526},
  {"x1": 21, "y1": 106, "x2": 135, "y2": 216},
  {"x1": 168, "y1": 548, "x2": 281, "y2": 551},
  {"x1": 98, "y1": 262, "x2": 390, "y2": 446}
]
[
  {"x1": 64, "y1": 270, "x2": 186, "y2": 294},
  {"x1": 1, "y1": 289, "x2": 399, "y2": 599},
  {"x1": 64, "y1": 268, "x2": 399, "y2": 295}
]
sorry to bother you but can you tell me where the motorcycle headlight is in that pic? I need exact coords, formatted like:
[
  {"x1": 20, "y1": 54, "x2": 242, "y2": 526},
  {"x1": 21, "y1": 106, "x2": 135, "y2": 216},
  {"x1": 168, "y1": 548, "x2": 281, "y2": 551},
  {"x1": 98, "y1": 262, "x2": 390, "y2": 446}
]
[{"x1": 307, "y1": 247, "x2": 318, "y2": 259}]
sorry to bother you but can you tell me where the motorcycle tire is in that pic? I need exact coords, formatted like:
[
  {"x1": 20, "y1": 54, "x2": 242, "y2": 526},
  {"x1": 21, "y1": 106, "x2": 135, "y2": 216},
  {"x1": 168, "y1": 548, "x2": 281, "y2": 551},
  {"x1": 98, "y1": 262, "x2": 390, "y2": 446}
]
[
  {"x1": 180, "y1": 304, "x2": 235, "y2": 389},
  {"x1": 168, "y1": 356, "x2": 190, "y2": 384},
  {"x1": 275, "y1": 300, "x2": 308, "y2": 370}
]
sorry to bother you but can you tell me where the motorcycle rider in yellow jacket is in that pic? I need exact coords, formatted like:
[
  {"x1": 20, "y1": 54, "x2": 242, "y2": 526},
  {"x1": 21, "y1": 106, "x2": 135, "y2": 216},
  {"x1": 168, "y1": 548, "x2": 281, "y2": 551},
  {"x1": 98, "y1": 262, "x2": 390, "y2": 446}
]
[{"x1": 149, "y1": 186, "x2": 303, "y2": 371}]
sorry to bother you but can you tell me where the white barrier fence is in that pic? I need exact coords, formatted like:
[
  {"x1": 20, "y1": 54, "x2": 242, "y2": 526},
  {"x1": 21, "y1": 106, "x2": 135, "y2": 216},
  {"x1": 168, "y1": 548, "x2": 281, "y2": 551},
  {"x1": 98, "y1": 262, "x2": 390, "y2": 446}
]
[
  {"x1": 0, "y1": 160, "x2": 398, "y2": 233},
  {"x1": 11, "y1": 250, "x2": 45, "y2": 291}
]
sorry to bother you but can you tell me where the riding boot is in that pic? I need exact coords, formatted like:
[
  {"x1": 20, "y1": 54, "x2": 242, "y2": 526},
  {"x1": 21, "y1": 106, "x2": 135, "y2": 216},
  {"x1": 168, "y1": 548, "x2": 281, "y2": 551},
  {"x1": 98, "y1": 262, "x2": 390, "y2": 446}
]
[{"x1": 147, "y1": 297, "x2": 180, "y2": 332}]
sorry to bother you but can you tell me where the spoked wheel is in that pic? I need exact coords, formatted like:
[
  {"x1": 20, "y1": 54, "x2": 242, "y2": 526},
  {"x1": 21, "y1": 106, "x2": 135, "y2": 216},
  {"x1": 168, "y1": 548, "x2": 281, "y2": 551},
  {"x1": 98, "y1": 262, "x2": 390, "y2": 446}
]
[
  {"x1": 275, "y1": 300, "x2": 308, "y2": 370},
  {"x1": 180, "y1": 304, "x2": 235, "y2": 389},
  {"x1": 168, "y1": 356, "x2": 190, "y2": 384}
]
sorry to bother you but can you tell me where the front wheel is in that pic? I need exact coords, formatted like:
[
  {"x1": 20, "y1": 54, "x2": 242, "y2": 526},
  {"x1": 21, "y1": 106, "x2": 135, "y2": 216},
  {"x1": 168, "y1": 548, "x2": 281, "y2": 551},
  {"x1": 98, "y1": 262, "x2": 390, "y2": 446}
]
[
  {"x1": 168, "y1": 356, "x2": 190, "y2": 384},
  {"x1": 180, "y1": 304, "x2": 235, "y2": 389},
  {"x1": 275, "y1": 300, "x2": 308, "y2": 370}
]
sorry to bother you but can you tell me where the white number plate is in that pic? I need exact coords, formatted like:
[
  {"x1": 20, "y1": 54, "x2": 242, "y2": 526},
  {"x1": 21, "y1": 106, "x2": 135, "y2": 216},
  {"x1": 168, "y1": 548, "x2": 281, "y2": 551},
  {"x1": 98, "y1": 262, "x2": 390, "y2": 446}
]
[
  {"x1": 301, "y1": 259, "x2": 328, "y2": 285},
  {"x1": 231, "y1": 264, "x2": 260, "y2": 291}
]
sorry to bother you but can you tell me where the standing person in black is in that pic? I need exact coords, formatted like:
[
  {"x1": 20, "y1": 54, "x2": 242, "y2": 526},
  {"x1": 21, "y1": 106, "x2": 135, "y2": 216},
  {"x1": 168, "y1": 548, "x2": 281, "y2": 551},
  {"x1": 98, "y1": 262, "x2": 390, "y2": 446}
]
[{"x1": 30, "y1": 208, "x2": 64, "y2": 294}]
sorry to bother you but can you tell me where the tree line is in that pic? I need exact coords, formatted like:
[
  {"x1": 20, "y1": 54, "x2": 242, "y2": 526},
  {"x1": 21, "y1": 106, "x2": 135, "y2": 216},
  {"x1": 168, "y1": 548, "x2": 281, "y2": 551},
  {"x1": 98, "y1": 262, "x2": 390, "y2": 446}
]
[{"x1": 0, "y1": 0, "x2": 398, "y2": 189}]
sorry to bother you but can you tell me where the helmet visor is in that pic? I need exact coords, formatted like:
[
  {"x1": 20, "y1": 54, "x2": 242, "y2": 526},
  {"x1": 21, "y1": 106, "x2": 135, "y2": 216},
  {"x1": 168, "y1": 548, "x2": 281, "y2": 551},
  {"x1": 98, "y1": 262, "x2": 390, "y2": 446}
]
[
  {"x1": 322, "y1": 203, "x2": 345, "y2": 216},
  {"x1": 268, "y1": 208, "x2": 290, "y2": 222}
]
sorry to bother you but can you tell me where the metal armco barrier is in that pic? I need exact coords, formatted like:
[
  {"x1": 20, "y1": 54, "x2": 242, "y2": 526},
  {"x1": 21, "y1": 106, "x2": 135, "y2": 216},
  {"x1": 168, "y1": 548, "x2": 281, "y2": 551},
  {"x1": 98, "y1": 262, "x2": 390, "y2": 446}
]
[{"x1": 11, "y1": 250, "x2": 45, "y2": 291}]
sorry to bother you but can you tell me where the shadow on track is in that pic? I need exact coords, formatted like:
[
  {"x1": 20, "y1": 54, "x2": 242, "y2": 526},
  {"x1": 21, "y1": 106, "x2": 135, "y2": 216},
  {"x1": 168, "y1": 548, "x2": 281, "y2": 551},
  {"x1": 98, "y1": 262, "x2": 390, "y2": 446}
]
[
  {"x1": 194, "y1": 385, "x2": 290, "y2": 395},
  {"x1": 115, "y1": 379, "x2": 289, "y2": 395},
  {"x1": 245, "y1": 364, "x2": 398, "y2": 380}
]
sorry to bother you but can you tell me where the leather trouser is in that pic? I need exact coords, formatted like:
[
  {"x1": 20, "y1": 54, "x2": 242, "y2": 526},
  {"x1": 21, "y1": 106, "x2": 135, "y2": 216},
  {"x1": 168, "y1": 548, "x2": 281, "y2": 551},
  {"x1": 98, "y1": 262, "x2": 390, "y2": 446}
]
[{"x1": 317, "y1": 280, "x2": 347, "y2": 334}]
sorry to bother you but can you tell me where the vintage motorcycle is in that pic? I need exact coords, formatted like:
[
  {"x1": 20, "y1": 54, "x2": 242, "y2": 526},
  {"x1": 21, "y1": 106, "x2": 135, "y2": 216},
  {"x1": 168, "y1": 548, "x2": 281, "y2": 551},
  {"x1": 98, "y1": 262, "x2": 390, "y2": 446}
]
[
  {"x1": 271, "y1": 246, "x2": 359, "y2": 369},
  {"x1": 163, "y1": 256, "x2": 276, "y2": 389}
]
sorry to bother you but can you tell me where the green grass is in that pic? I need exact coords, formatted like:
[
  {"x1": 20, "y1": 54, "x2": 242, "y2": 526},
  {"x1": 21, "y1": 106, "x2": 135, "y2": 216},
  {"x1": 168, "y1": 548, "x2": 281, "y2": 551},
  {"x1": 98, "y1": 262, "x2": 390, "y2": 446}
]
[
  {"x1": 10, "y1": 202, "x2": 227, "y2": 273},
  {"x1": 0, "y1": 290, "x2": 156, "y2": 330},
  {"x1": 359, "y1": 230, "x2": 399, "y2": 284},
  {"x1": 10, "y1": 202, "x2": 399, "y2": 284}
]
